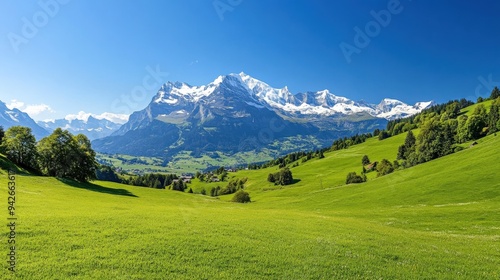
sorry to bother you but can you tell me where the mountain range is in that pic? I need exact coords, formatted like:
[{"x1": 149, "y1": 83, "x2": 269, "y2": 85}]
[
  {"x1": 92, "y1": 73, "x2": 433, "y2": 159},
  {"x1": 1, "y1": 73, "x2": 433, "y2": 161},
  {"x1": 38, "y1": 116, "x2": 123, "y2": 140},
  {"x1": 0, "y1": 100, "x2": 49, "y2": 139}
]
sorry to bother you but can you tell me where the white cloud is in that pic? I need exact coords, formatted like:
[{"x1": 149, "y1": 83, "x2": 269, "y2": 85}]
[
  {"x1": 6, "y1": 99, "x2": 54, "y2": 117},
  {"x1": 65, "y1": 111, "x2": 129, "y2": 124},
  {"x1": 24, "y1": 104, "x2": 55, "y2": 116},
  {"x1": 94, "y1": 112, "x2": 129, "y2": 124},
  {"x1": 6, "y1": 99, "x2": 25, "y2": 110},
  {"x1": 65, "y1": 111, "x2": 92, "y2": 122}
]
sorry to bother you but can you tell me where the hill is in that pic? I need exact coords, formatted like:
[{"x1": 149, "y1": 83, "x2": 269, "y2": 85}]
[{"x1": 1, "y1": 125, "x2": 499, "y2": 278}]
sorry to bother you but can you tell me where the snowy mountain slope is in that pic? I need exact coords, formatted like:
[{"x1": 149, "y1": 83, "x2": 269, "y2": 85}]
[
  {"x1": 38, "y1": 114, "x2": 124, "y2": 140},
  {"x1": 151, "y1": 72, "x2": 433, "y2": 120},
  {"x1": 0, "y1": 100, "x2": 49, "y2": 139},
  {"x1": 94, "y1": 73, "x2": 430, "y2": 158}
]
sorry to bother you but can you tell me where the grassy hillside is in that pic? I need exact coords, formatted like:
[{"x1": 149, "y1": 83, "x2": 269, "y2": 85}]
[{"x1": 1, "y1": 132, "x2": 499, "y2": 278}]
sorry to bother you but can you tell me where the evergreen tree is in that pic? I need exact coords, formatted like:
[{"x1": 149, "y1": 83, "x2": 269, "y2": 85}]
[
  {"x1": 490, "y1": 86, "x2": 500, "y2": 100},
  {"x1": 378, "y1": 131, "x2": 390, "y2": 140},
  {"x1": 397, "y1": 130, "x2": 416, "y2": 160},
  {"x1": 488, "y1": 103, "x2": 500, "y2": 133},
  {"x1": 417, "y1": 121, "x2": 455, "y2": 162},
  {"x1": 0, "y1": 126, "x2": 4, "y2": 145},
  {"x1": 361, "y1": 155, "x2": 370, "y2": 166}
]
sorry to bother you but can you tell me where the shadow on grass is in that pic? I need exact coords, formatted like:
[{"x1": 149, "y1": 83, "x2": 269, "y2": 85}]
[
  {"x1": 290, "y1": 178, "x2": 301, "y2": 185},
  {"x1": 57, "y1": 178, "x2": 138, "y2": 198}
]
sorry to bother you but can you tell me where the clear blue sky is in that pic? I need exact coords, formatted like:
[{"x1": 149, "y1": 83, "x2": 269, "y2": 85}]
[{"x1": 1, "y1": 0, "x2": 499, "y2": 121}]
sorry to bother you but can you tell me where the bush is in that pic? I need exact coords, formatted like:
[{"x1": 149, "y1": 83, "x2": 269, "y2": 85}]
[
  {"x1": 231, "y1": 190, "x2": 251, "y2": 203},
  {"x1": 377, "y1": 159, "x2": 394, "y2": 177},
  {"x1": 267, "y1": 167, "x2": 294, "y2": 186},
  {"x1": 346, "y1": 172, "x2": 366, "y2": 184}
]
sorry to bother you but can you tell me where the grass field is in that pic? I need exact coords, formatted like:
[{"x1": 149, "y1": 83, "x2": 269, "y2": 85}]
[{"x1": 1, "y1": 131, "x2": 499, "y2": 279}]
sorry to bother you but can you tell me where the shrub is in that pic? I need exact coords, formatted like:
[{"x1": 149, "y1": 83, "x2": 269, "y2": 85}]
[
  {"x1": 231, "y1": 190, "x2": 251, "y2": 203},
  {"x1": 267, "y1": 167, "x2": 294, "y2": 186},
  {"x1": 377, "y1": 159, "x2": 394, "y2": 177},
  {"x1": 346, "y1": 172, "x2": 366, "y2": 184}
]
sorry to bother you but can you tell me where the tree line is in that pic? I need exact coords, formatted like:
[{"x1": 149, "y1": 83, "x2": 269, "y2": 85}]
[{"x1": 0, "y1": 126, "x2": 96, "y2": 182}]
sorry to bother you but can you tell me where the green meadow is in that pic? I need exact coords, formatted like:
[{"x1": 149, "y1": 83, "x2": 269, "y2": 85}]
[{"x1": 1, "y1": 130, "x2": 500, "y2": 279}]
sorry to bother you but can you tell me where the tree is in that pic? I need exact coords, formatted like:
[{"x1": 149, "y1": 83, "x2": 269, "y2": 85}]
[
  {"x1": 416, "y1": 120, "x2": 455, "y2": 163},
  {"x1": 268, "y1": 167, "x2": 294, "y2": 186},
  {"x1": 345, "y1": 172, "x2": 366, "y2": 184},
  {"x1": 376, "y1": 159, "x2": 394, "y2": 177},
  {"x1": 0, "y1": 126, "x2": 38, "y2": 170},
  {"x1": 37, "y1": 128, "x2": 97, "y2": 182},
  {"x1": 465, "y1": 114, "x2": 487, "y2": 140},
  {"x1": 318, "y1": 150, "x2": 325, "y2": 159},
  {"x1": 488, "y1": 103, "x2": 499, "y2": 133},
  {"x1": 171, "y1": 180, "x2": 186, "y2": 192},
  {"x1": 277, "y1": 167, "x2": 293, "y2": 185},
  {"x1": 378, "y1": 130, "x2": 390, "y2": 140},
  {"x1": 73, "y1": 134, "x2": 97, "y2": 182},
  {"x1": 361, "y1": 155, "x2": 370, "y2": 166},
  {"x1": 397, "y1": 130, "x2": 416, "y2": 160},
  {"x1": 490, "y1": 86, "x2": 500, "y2": 100},
  {"x1": 267, "y1": 173, "x2": 276, "y2": 183},
  {"x1": 446, "y1": 102, "x2": 461, "y2": 118},
  {"x1": 0, "y1": 126, "x2": 4, "y2": 145},
  {"x1": 477, "y1": 96, "x2": 484, "y2": 103},
  {"x1": 231, "y1": 190, "x2": 251, "y2": 203}
]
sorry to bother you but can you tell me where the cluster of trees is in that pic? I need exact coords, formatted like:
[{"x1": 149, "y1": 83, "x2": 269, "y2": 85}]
[
  {"x1": 267, "y1": 167, "x2": 294, "y2": 186},
  {"x1": 124, "y1": 173, "x2": 179, "y2": 189},
  {"x1": 397, "y1": 96, "x2": 500, "y2": 168},
  {"x1": 196, "y1": 167, "x2": 229, "y2": 182},
  {"x1": 170, "y1": 180, "x2": 187, "y2": 192},
  {"x1": 378, "y1": 99, "x2": 475, "y2": 140},
  {"x1": 331, "y1": 133, "x2": 372, "y2": 151},
  {"x1": 0, "y1": 126, "x2": 97, "y2": 182},
  {"x1": 247, "y1": 148, "x2": 327, "y2": 170},
  {"x1": 376, "y1": 159, "x2": 395, "y2": 177},
  {"x1": 209, "y1": 177, "x2": 248, "y2": 197}
]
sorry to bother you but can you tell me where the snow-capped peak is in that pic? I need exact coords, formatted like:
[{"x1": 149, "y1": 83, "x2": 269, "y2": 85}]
[{"x1": 152, "y1": 73, "x2": 432, "y2": 120}]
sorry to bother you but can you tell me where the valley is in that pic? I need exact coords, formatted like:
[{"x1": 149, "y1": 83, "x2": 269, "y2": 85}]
[{"x1": 1, "y1": 102, "x2": 499, "y2": 278}]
